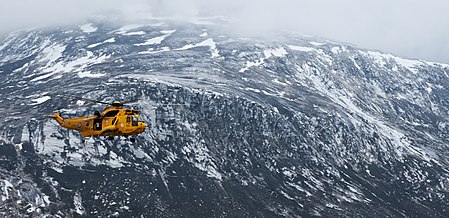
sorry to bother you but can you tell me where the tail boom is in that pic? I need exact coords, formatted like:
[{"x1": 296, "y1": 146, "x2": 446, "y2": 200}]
[{"x1": 48, "y1": 113, "x2": 65, "y2": 127}]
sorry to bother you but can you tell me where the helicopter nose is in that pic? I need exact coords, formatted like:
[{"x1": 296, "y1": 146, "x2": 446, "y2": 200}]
[{"x1": 140, "y1": 121, "x2": 147, "y2": 131}]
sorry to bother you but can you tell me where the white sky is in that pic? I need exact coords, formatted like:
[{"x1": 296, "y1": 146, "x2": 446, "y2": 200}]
[{"x1": 1, "y1": 0, "x2": 448, "y2": 63}]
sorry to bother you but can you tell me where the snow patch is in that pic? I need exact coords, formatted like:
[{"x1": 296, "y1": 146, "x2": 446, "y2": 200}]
[
  {"x1": 264, "y1": 47, "x2": 287, "y2": 58},
  {"x1": 32, "y1": 51, "x2": 110, "y2": 81},
  {"x1": 180, "y1": 122, "x2": 222, "y2": 181},
  {"x1": 239, "y1": 47, "x2": 286, "y2": 73},
  {"x1": 74, "y1": 191, "x2": 85, "y2": 215},
  {"x1": 104, "y1": 38, "x2": 116, "y2": 43},
  {"x1": 77, "y1": 71, "x2": 106, "y2": 78},
  {"x1": 272, "y1": 78, "x2": 289, "y2": 86},
  {"x1": 87, "y1": 38, "x2": 115, "y2": 48},
  {"x1": 41, "y1": 43, "x2": 66, "y2": 64},
  {"x1": 364, "y1": 51, "x2": 424, "y2": 74},
  {"x1": 2, "y1": 180, "x2": 13, "y2": 200},
  {"x1": 244, "y1": 87, "x2": 261, "y2": 93},
  {"x1": 52, "y1": 167, "x2": 63, "y2": 173},
  {"x1": 30, "y1": 96, "x2": 51, "y2": 105},
  {"x1": 280, "y1": 190, "x2": 295, "y2": 200},
  {"x1": 240, "y1": 59, "x2": 264, "y2": 73},
  {"x1": 331, "y1": 46, "x2": 342, "y2": 53},
  {"x1": 138, "y1": 46, "x2": 171, "y2": 54},
  {"x1": 287, "y1": 182, "x2": 312, "y2": 197},
  {"x1": 114, "y1": 24, "x2": 145, "y2": 35},
  {"x1": 394, "y1": 56, "x2": 423, "y2": 74},
  {"x1": 288, "y1": 45, "x2": 315, "y2": 52},
  {"x1": 310, "y1": 41, "x2": 326, "y2": 46},
  {"x1": 175, "y1": 38, "x2": 220, "y2": 58},
  {"x1": 80, "y1": 24, "x2": 97, "y2": 33},
  {"x1": 124, "y1": 31, "x2": 145, "y2": 36},
  {"x1": 134, "y1": 30, "x2": 175, "y2": 46}
]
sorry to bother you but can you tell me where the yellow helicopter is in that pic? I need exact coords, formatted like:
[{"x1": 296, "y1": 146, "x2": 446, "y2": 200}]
[{"x1": 49, "y1": 97, "x2": 146, "y2": 143}]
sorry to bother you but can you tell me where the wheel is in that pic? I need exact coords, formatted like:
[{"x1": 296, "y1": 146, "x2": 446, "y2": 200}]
[{"x1": 130, "y1": 138, "x2": 136, "y2": 143}]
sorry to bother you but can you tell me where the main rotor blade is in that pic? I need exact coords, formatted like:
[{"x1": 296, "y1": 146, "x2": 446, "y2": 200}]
[
  {"x1": 159, "y1": 104, "x2": 187, "y2": 106},
  {"x1": 150, "y1": 103, "x2": 187, "y2": 108},
  {"x1": 62, "y1": 94, "x2": 111, "y2": 105},
  {"x1": 121, "y1": 99, "x2": 139, "y2": 105}
]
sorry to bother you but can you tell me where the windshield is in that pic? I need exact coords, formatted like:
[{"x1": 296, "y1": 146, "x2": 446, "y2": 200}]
[
  {"x1": 131, "y1": 115, "x2": 142, "y2": 126},
  {"x1": 133, "y1": 115, "x2": 142, "y2": 122},
  {"x1": 104, "y1": 110, "x2": 119, "y2": 117}
]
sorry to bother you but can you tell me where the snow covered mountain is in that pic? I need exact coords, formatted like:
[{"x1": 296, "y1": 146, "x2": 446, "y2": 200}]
[{"x1": 1, "y1": 18, "x2": 449, "y2": 217}]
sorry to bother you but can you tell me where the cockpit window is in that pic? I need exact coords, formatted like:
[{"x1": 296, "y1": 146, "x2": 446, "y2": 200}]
[
  {"x1": 134, "y1": 115, "x2": 142, "y2": 121},
  {"x1": 104, "y1": 110, "x2": 119, "y2": 117},
  {"x1": 132, "y1": 115, "x2": 141, "y2": 126}
]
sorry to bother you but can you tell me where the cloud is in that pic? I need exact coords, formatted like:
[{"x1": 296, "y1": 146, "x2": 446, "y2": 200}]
[
  {"x1": 1, "y1": 0, "x2": 448, "y2": 63},
  {"x1": 0, "y1": 0, "x2": 150, "y2": 30},
  {"x1": 223, "y1": 0, "x2": 449, "y2": 63}
]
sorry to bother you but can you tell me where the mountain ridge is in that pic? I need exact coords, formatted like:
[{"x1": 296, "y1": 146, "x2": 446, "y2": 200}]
[{"x1": 1, "y1": 20, "x2": 449, "y2": 217}]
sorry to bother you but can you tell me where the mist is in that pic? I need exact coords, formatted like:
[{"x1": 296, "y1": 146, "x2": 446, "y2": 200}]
[{"x1": 1, "y1": 0, "x2": 448, "y2": 63}]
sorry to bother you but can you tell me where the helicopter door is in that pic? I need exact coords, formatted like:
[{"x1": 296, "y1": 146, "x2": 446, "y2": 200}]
[
  {"x1": 132, "y1": 115, "x2": 138, "y2": 126},
  {"x1": 126, "y1": 116, "x2": 132, "y2": 128},
  {"x1": 93, "y1": 118, "x2": 102, "y2": 130}
]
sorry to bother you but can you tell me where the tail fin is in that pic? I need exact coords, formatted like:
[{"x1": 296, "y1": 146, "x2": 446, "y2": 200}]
[{"x1": 48, "y1": 113, "x2": 65, "y2": 126}]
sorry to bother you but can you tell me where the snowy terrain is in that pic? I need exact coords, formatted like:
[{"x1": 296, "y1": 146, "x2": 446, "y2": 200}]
[{"x1": 1, "y1": 19, "x2": 449, "y2": 217}]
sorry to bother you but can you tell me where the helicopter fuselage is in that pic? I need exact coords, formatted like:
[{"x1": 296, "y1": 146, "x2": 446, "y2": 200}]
[{"x1": 49, "y1": 106, "x2": 146, "y2": 139}]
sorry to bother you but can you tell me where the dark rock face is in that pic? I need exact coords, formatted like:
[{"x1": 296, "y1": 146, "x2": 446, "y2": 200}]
[{"x1": 1, "y1": 19, "x2": 449, "y2": 217}]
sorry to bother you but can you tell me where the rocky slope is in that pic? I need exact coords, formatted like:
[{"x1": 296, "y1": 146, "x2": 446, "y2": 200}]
[{"x1": 1, "y1": 18, "x2": 449, "y2": 217}]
